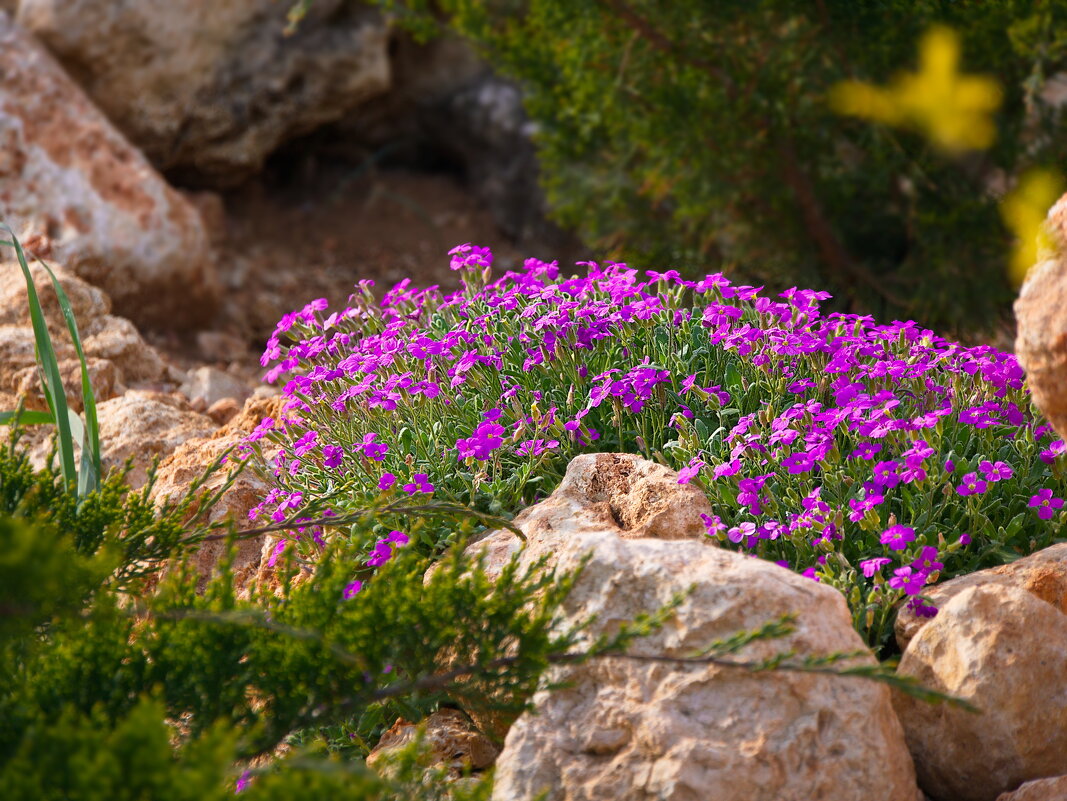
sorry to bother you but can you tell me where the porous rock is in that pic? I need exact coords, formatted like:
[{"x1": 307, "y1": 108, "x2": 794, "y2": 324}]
[
  {"x1": 152, "y1": 433, "x2": 271, "y2": 592},
  {"x1": 894, "y1": 583, "x2": 1067, "y2": 801},
  {"x1": 997, "y1": 775, "x2": 1067, "y2": 801},
  {"x1": 367, "y1": 708, "x2": 500, "y2": 775},
  {"x1": 17, "y1": 0, "x2": 391, "y2": 185},
  {"x1": 469, "y1": 452, "x2": 715, "y2": 581},
  {"x1": 95, "y1": 391, "x2": 217, "y2": 490},
  {"x1": 0, "y1": 13, "x2": 217, "y2": 328},
  {"x1": 489, "y1": 529, "x2": 921, "y2": 801},
  {"x1": 472, "y1": 454, "x2": 920, "y2": 801},
  {"x1": 180, "y1": 366, "x2": 253, "y2": 410},
  {"x1": 1015, "y1": 192, "x2": 1067, "y2": 439},
  {"x1": 895, "y1": 542, "x2": 1067, "y2": 651}
]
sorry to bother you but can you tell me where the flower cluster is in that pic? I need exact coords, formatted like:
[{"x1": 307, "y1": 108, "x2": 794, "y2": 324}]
[{"x1": 247, "y1": 245, "x2": 1067, "y2": 651}]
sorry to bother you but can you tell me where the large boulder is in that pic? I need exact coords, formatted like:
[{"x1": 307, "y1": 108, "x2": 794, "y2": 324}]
[
  {"x1": 997, "y1": 775, "x2": 1067, "y2": 801},
  {"x1": 16, "y1": 0, "x2": 391, "y2": 186},
  {"x1": 1015, "y1": 192, "x2": 1067, "y2": 439},
  {"x1": 894, "y1": 583, "x2": 1067, "y2": 801},
  {"x1": 895, "y1": 543, "x2": 1067, "y2": 650},
  {"x1": 0, "y1": 13, "x2": 217, "y2": 328},
  {"x1": 472, "y1": 454, "x2": 921, "y2": 801}
]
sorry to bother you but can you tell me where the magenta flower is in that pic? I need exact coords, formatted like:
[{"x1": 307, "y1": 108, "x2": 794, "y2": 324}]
[
  {"x1": 860, "y1": 557, "x2": 892, "y2": 578},
  {"x1": 888, "y1": 566, "x2": 925, "y2": 596},
  {"x1": 849, "y1": 442, "x2": 882, "y2": 460},
  {"x1": 700, "y1": 513, "x2": 726, "y2": 538},
  {"x1": 956, "y1": 472, "x2": 988, "y2": 496},
  {"x1": 677, "y1": 457, "x2": 704, "y2": 484},
  {"x1": 292, "y1": 430, "x2": 319, "y2": 457},
  {"x1": 322, "y1": 445, "x2": 344, "y2": 469},
  {"x1": 343, "y1": 580, "x2": 363, "y2": 599},
  {"x1": 979, "y1": 460, "x2": 1013, "y2": 482},
  {"x1": 1030, "y1": 489, "x2": 1065, "y2": 520},
  {"x1": 403, "y1": 473, "x2": 434, "y2": 494},
  {"x1": 880, "y1": 524, "x2": 916, "y2": 551},
  {"x1": 378, "y1": 472, "x2": 396, "y2": 491}
]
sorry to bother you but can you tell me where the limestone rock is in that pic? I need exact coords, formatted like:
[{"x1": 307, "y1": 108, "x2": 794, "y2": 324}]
[
  {"x1": 469, "y1": 452, "x2": 715, "y2": 582},
  {"x1": 490, "y1": 529, "x2": 921, "y2": 801},
  {"x1": 152, "y1": 434, "x2": 271, "y2": 591},
  {"x1": 0, "y1": 13, "x2": 217, "y2": 329},
  {"x1": 0, "y1": 260, "x2": 110, "y2": 335},
  {"x1": 896, "y1": 543, "x2": 1067, "y2": 650},
  {"x1": 997, "y1": 775, "x2": 1067, "y2": 800},
  {"x1": 367, "y1": 708, "x2": 500, "y2": 775},
  {"x1": 1015, "y1": 192, "x2": 1067, "y2": 439},
  {"x1": 17, "y1": 0, "x2": 391, "y2": 185},
  {"x1": 180, "y1": 366, "x2": 253, "y2": 409},
  {"x1": 95, "y1": 391, "x2": 217, "y2": 489},
  {"x1": 894, "y1": 584, "x2": 1067, "y2": 801}
]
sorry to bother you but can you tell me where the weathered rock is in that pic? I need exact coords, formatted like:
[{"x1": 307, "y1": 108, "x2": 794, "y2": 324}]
[
  {"x1": 1015, "y1": 192, "x2": 1067, "y2": 439},
  {"x1": 490, "y1": 528, "x2": 921, "y2": 801},
  {"x1": 152, "y1": 434, "x2": 271, "y2": 591},
  {"x1": 0, "y1": 13, "x2": 217, "y2": 329},
  {"x1": 997, "y1": 775, "x2": 1067, "y2": 801},
  {"x1": 894, "y1": 584, "x2": 1067, "y2": 801},
  {"x1": 367, "y1": 708, "x2": 500, "y2": 776},
  {"x1": 469, "y1": 452, "x2": 715, "y2": 581},
  {"x1": 95, "y1": 391, "x2": 217, "y2": 489},
  {"x1": 180, "y1": 366, "x2": 253, "y2": 409},
  {"x1": 206, "y1": 397, "x2": 241, "y2": 427},
  {"x1": 12, "y1": 356, "x2": 121, "y2": 412},
  {"x1": 896, "y1": 543, "x2": 1067, "y2": 650},
  {"x1": 0, "y1": 259, "x2": 110, "y2": 335},
  {"x1": 17, "y1": 0, "x2": 390, "y2": 186}
]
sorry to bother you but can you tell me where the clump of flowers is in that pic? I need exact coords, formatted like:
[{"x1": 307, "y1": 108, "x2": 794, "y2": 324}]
[{"x1": 244, "y1": 244, "x2": 1067, "y2": 652}]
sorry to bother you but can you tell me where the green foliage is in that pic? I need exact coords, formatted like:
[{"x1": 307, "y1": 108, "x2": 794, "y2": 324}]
[{"x1": 368, "y1": 0, "x2": 1067, "y2": 334}]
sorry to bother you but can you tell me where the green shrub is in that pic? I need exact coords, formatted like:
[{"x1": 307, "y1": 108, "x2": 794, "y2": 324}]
[{"x1": 368, "y1": 0, "x2": 1067, "y2": 334}]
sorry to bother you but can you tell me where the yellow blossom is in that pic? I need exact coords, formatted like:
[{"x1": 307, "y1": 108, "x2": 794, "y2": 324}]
[{"x1": 1001, "y1": 169, "x2": 1065, "y2": 287}]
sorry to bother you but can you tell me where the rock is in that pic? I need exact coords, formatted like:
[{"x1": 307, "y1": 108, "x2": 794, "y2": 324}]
[
  {"x1": 997, "y1": 775, "x2": 1067, "y2": 800},
  {"x1": 1015, "y1": 192, "x2": 1067, "y2": 439},
  {"x1": 894, "y1": 584, "x2": 1067, "y2": 801},
  {"x1": 180, "y1": 366, "x2": 253, "y2": 409},
  {"x1": 468, "y1": 452, "x2": 715, "y2": 581},
  {"x1": 896, "y1": 543, "x2": 1067, "y2": 651},
  {"x1": 196, "y1": 330, "x2": 249, "y2": 365},
  {"x1": 17, "y1": 0, "x2": 391, "y2": 186},
  {"x1": 0, "y1": 13, "x2": 217, "y2": 329},
  {"x1": 152, "y1": 434, "x2": 272, "y2": 592},
  {"x1": 12, "y1": 356, "x2": 121, "y2": 412},
  {"x1": 82, "y1": 315, "x2": 168, "y2": 386},
  {"x1": 490, "y1": 528, "x2": 921, "y2": 801},
  {"x1": 206, "y1": 398, "x2": 241, "y2": 427},
  {"x1": 367, "y1": 708, "x2": 500, "y2": 775},
  {"x1": 0, "y1": 259, "x2": 110, "y2": 335},
  {"x1": 95, "y1": 391, "x2": 217, "y2": 489}
]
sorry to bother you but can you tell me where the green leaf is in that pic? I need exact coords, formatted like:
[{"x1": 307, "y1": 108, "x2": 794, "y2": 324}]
[
  {"x1": 1, "y1": 225, "x2": 77, "y2": 489},
  {"x1": 0, "y1": 409, "x2": 55, "y2": 426}
]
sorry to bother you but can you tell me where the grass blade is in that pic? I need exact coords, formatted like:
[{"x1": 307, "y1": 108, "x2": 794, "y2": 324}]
[
  {"x1": 0, "y1": 410, "x2": 55, "y2": 426},
  {"x1": 0, "y1": 225, "x2": 77, "y2": 488},
  {"x1": 36, "y1": 257, "x2": 101, "y2": 494}
]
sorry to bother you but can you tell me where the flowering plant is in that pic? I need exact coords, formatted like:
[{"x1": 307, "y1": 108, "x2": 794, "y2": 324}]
[{"x1": 249, "y1": 244, "x2": 1067, "y2": 652}]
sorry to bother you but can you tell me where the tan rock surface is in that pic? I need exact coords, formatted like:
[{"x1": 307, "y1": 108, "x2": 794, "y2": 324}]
[
  {"x1": 1015, "y1": 192, "x2": 1067, "y2": 439},
  {"x1": 491, "y1": 529, "x2": 922, "y2": 801},
  {"x1": 152, "y1": 434, "x2": 271, "y2": 592},
  {"x1": 997, "y1": 775, "x2": 1067, "y2": 801},
  {"x1": 894, "y1": 584, "x2": 1067, "y2": 801},
  {"x1": 17, "y1": 0, "x2": 390, "y2": 185},
  {"x1": 896, "y1": 543, "x2": 1067, "y2": 650},
  {"x1": 95, "y1": 391, "x2": 217, "y2": 489},
  {"x1": 468, "y1": 452, "x2": 716, "y2": 582},
  {"x1": 0, "y1": 12, "x2": 217, "y2": 328}
]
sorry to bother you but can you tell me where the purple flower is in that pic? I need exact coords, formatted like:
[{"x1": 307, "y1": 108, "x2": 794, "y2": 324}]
[
  {"x1": 456, "y1": 421, "x2": 507, "y2": 460},
  {"x1": 906, "y1": 597, "x2": 939, "y2": 618},
  {"x1": 849, "y1": 442, "x2": 882, "y2": 460},
  {"x1": 343, "y1": 580, "x2": 363, "y2": 599},
  {"x1": 403, "y1": 473, "x2": 434, "y2": 494},
  {"x1": 958, "y1": 532, "x2": 972, "y2": 545},
  {"x1": 860, "y1": 557, "x2": 892, "y2": 578},
  {"x1": 322, "y1": 444, "x2": 344, "y2": 469},
  {"x1": 701, "y1": 513, "x2": 726, "y2": 537},
  {"x1": 911, "y1": 546, "x2": 944, "y2": 573},
  {"x1": 292, "y1": 430, "x2": 318, "y2": 457},
  {"x1": 880, "y1": 524, "x2": 916, "y2": 551},
  {"x1": 677, "y1": 457, "x2": 704, "y2": 484},
  {"x1": 378, "y1": 472, "x2": 397, "y2": 491},
  {"x1": 956, "y1": 472, "x2": 988, "y2": 496},
  {"x1": 872, "y1": 461, "x2": 901, "y2": 489},
  {"x1": 888, "y1": 566, "x2": 925, "y2": 596},
  {"x1": 782, "y1": 451, "x2": 816, "y2": 474},
  {"x1": 727, "y1": 522, "x2": 756, "y2": 545},
  {"x1": 236, "y1": 770, "x2": 252, "y2": 794},
  {"x1": 979, "y1": 460, "x2": 1013, "y2": 482},
  {"x1": 944, "y1": 459, "x2": 955, "y2": 473},
  {"x1": 1030, "y1": 489, "x2": 1065, "y2": 520}
]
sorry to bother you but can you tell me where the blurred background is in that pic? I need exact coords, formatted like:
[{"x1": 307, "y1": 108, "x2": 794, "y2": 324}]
[{"x1": 5, "y1": 0, "x2": 1067, "y2": 357}]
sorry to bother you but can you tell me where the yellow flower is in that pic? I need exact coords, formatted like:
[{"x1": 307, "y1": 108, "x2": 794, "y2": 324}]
[
  {"x1": 830, "y1": 27, "x2": 1002, "y2": 152},
  {"x1": 1001, "y1": 169, "x2": 1065, "y2": 287}
]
